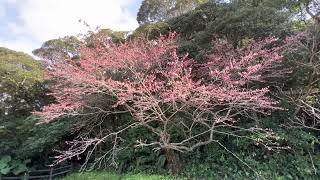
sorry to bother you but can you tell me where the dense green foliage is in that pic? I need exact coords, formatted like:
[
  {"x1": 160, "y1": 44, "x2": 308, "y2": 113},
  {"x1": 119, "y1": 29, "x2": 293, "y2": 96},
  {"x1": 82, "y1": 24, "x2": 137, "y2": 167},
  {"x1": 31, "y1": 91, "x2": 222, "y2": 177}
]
[
  {"x1": 0, "y1": 47, "x2": 43, "y2": 96},
  {"x1": 32, "y1": 36, "x2": 81, "y2": 62},
  {"x1": 0, "y1": 48, "x2": 71, "y2": 175},
  {"x1": 137, "y1": 0, "x2": 208, "y2": 24},
  {"x1": 0, "y1": 118, "x2": 70, "y2": 175},
  {"x1": 133, "y1": 0, "x2": 294, "y2": 46}
]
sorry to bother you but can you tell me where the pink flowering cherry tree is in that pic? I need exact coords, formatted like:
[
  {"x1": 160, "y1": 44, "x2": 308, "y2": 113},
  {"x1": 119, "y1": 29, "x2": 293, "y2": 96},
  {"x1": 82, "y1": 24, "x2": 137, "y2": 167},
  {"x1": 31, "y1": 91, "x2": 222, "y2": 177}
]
[{"x1": 35, "y1": 33, "x2": 283, "y2": 171}]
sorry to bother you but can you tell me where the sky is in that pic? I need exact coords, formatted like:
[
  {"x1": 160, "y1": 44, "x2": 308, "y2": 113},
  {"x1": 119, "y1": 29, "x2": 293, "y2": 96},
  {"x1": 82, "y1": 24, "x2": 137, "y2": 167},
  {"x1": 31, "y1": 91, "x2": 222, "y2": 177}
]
[{"x1": 0, "y1": 0, "x2": 143, "y2": 56}]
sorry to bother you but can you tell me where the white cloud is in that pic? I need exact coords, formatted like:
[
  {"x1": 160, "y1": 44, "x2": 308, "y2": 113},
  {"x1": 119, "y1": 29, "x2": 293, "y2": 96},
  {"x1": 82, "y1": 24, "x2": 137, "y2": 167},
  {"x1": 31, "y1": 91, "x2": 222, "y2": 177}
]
[
  {"x1": 3, "y1": 0, "x2": 18, "y2": 3},
  {"x1": 0, "y1": 5, "x2": 6, "y2": 19},
  {"x1": 2, "y1": 0, "x2": 140, "y2": 55}
]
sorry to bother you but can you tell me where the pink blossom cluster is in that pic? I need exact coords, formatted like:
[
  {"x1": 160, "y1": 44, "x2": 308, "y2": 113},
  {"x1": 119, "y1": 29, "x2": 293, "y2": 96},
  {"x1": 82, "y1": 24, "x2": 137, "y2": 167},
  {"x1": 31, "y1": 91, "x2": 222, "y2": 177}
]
[{"x1": 35, "y1": 33, "x2": 283, "y2": 124}]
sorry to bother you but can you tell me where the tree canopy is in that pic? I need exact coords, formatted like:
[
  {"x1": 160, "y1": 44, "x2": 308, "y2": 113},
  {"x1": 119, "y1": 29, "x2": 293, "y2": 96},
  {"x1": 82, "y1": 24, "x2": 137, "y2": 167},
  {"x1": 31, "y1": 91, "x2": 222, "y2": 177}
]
[
  {"x1": 32, "y1": 36, "x2": 81, "y2": 63},
  {"x1": 0, "y1": 47, "x2": 43, "y2": 90},
  {"x1": 0, "y1": 47, "x2": 43, "y2": 116},
  {"x1": 137, "y1": 0, "x2": 209, "y2": 24}
]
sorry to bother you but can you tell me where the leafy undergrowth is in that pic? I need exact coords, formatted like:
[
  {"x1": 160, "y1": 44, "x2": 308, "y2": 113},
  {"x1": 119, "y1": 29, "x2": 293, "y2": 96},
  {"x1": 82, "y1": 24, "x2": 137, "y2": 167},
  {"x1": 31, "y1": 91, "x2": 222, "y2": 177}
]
[{"x1": 62, "y1": 171, "x2": 181, "y2": 180}]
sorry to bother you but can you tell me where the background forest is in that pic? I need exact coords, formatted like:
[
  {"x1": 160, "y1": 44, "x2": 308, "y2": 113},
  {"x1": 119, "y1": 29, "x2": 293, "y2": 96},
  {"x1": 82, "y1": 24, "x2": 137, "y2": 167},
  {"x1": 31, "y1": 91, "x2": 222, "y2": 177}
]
[{"x1": 1, "y1": 0, "x2": 320, "y2": 179}]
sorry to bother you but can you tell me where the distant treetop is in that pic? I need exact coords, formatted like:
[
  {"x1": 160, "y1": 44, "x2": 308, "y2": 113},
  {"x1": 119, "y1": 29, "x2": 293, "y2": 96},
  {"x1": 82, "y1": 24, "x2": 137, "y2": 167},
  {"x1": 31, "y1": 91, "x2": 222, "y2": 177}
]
[{"x1": 137, "y1": 0, "x2": 209, "y2": 24}]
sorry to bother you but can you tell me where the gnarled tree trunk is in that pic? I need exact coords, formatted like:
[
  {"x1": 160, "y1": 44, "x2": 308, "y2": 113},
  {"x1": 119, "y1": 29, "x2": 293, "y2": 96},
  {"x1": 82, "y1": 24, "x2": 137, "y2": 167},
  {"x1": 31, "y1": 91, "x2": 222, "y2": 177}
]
[{"x1": 165, "y1": 148, "x2": 181, "y2": 174}]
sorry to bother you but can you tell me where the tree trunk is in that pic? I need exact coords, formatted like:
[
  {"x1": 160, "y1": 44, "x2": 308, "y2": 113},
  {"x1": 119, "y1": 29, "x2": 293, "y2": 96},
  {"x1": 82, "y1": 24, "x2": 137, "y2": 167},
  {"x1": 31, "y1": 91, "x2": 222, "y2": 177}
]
[{"x1": 164, "y1": 148, "x2": 181, "y2": 174}]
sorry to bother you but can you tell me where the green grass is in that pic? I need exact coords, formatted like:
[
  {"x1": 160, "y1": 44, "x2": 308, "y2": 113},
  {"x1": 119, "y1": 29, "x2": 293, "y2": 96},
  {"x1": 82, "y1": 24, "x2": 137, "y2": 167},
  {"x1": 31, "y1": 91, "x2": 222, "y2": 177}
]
[{"x1": 62, "y1": 171, "x2": 181, "y2": 180}]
